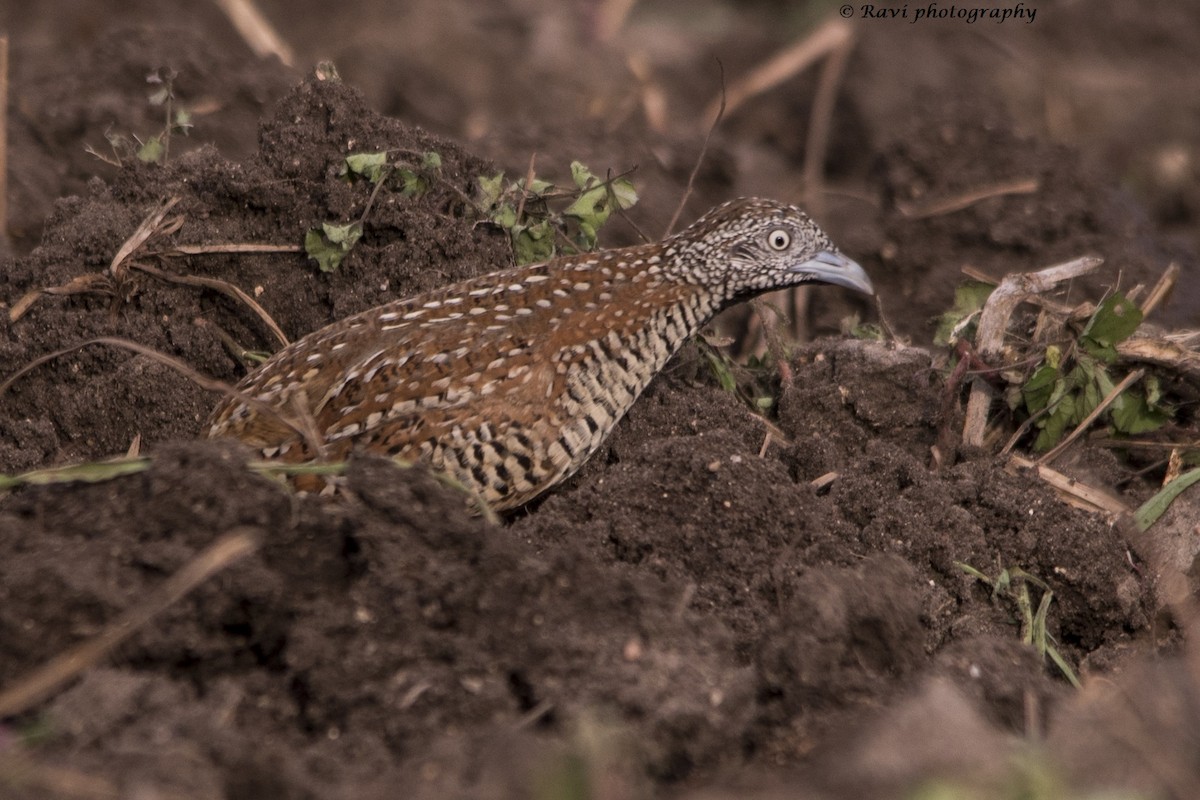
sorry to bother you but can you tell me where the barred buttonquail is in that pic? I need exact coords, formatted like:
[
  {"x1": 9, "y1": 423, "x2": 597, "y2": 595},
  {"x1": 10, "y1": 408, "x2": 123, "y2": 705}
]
[{"x1": 206, "y1": 198, "x2": 873, "y2": 510}]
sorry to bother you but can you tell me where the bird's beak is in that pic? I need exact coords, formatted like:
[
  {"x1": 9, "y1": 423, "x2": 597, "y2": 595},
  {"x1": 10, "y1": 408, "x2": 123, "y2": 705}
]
[{"x1": 795, "y1": 250, "x2": 874, "y2": 295}]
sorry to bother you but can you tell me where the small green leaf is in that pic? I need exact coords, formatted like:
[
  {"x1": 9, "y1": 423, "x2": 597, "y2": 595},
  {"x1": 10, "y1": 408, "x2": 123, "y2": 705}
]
[
  {"x1": 955, "y1": 561, "x2": 994, "y2": 587},
  {"x1": 1034, "y1": 395, "x2": 1074, "y2": 451},
  {"x1": 565, "y1": 185, "x2": 607, "y2": 222},
  {"x1": 422, "y1": 151, "x2": 442, "y2": 170},
  {"x1": 1081, "y1": 292, "x2": 1143, "y2": 362},
  {"x1": 305, "y1": 222, "x2": 362, "y2": 272},
  {"x1": 1064, "y1": 360, "x2": 1099, "y2": 423},
  {"x1": 1046, "y1": 643, "x2": 1082, "y2": 689},
  {"x1": 478, "y1": 173, "x2": 505, "y2": 207},
  {"x1": 610, "y1": 176, "x2": 638, "y2": 210},
  {"x1": 173, "y1": 109, "x2": 193, "y2": 134},
  {"x1": 570, "y1": 160, "x2": 595, "y2": 189},
  {"x1": 703, "y1": 354, "x2": 737, "y2": 392},
  {"x1": 1145, "y1": 374, "x2": 1164, "y2": 406},
  {"x1": 934, "y1": 280, "x2": 995, "y2": 345},
  {"x1": 137, "y1": 136, "x2": 165, "y2": 164},
  {"x1": 304, "y1": 229, "x2": 340, "y2": 272},
  {"x1": 575, "y1": 217, "x2": 599, "y2": 250},
  {"x1": 322, "y1": 221, "x2": 362, "y2": 246},
  {"x1": 1076, "y1": 376, "x2": 1102, "y2": 423},
  {"x1": 848, "y1": 321, "x2": 885, "y2": 341},
  {"x1": 397, "y1": 168, "x2": 429, "y2": 197},
  {"x1": 1022, "y1": 364, "x2": 1059, "y2": 414},
  {"x1": 1135, "y1": 467, "x2": 1200, "y2": 531},
  {"x1": 512, "y1": 221, "x2": 554, "y2": 265},
  {"x1": 492, "y1": 202, "x2": 517, "y2": 230},
  {"x1": 343, "y1": 152, "x2": 389, "y2": 183},
  {"x1": 147, "y1": 86, "x2": 170, "y2": 106},
  {"x1": 1110, "y1": 389, "x2": 1170, "y2": 435}
]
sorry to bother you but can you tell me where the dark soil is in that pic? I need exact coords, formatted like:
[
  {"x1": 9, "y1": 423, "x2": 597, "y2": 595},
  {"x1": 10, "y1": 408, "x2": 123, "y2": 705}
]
[{"x1": 1, "y1": 1, "x2": 1198, "y2": 798}]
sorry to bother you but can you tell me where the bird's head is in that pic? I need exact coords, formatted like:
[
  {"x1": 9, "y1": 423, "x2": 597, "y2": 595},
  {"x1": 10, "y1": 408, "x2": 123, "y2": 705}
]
[{"x1": 663, "y1": 197, "x2": 873, "y2": 302}]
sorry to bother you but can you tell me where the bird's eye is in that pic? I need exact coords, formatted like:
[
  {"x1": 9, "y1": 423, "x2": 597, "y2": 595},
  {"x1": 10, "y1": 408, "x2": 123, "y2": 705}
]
[{"x1": 767, "y1": 229, "x2": 791, "y2": 251}]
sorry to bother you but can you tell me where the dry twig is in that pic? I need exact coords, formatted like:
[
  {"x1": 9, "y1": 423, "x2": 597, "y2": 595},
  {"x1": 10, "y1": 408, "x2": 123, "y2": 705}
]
[
  {"x1": 667, "y1": 63, "x2": 725, "y2": 236},
  {"x1": 1140, "y1": 262, "x2": 1180, "y2": 317},
  {"x1": 1117, "y1": 334, "x2": 1200, "y2": 383},
  {"x1": 211, "y1": 0, "x2": 295, "y2": 65},
  {"x1": 801, "y1": 24, "x2": 856, "y2": 216},
  {"x1": 703, "y1": 16, "x2": 854, "y2": 127},
  {"x1": 897, "y1": 178, "x2": 1039, "y2": 219},
  {"x1": 0, "y1": 528, "x2": 262, "y2": 718},
  {"x1": 1008, "y1": 455, "x2": 1131, "y2": 517},
  {"x1": 160, "y1": 242, "x2": 302, "y2": 256}
]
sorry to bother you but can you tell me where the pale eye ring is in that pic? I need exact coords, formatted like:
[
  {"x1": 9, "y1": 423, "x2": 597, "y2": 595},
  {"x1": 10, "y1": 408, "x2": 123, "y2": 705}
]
[{"x1": 767, "y1": 229, "x2": 791, "y2": 251}]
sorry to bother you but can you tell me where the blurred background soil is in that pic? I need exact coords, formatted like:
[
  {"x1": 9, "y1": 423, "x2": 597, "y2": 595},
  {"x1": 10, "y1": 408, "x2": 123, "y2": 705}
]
[{"x1": 1, "y1": 1, "x2": 1198, "y2": 798}]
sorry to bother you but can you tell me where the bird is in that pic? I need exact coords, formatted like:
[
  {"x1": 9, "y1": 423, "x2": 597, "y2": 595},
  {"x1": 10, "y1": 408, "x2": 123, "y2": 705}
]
[{"x1": 205, "y1": 197, "x2": 874, "y2": 510}]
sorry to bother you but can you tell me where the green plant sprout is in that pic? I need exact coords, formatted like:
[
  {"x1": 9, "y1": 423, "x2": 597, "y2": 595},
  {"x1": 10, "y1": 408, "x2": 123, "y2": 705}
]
[
  {"x1": 477, "y1": 160, "x2": 638, "y2": 265},
  {"x1": 1017, "y1": 292, "x2": 1170, "y2": 451},
  {"x1": 955, "y1": 562, "x2": 1081, "y2": 688},
  {"x1": 694, "y1": 337, "x2": 779, "y2": 412},
  {"x1": 85, "y1": 68, "x2": 192, "y2": 167},
  {"x1": 304, "y1": 149, "x2": 443, "y2": 272}
]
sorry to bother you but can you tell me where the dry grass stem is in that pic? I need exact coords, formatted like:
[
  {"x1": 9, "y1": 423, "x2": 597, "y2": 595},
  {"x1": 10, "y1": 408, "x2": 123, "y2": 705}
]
[
  {"x1": 515, "y1": 152, "x2": 537, "y2": 226},
  {"x1": 0, "y1": 528, "x2": 262, "y2": 719},
  {"x1": 667, "y1": 63, "x2": 725, "y2": 236},
  {"x1": 212, "y1": 0, "x2": 295, "y2": 66},
  {"x1": 129, "y1": 262, "x2": 289, "y2": 348},
  {"x1": 810, "y1": 471, "x2": 839, "y2": 491},
  {"x1": 704, "y1": 16, "x2": 853, "y2": 126},
  {"x1": 801, "y1": 24, "x2": 856, "y2": 216},
  {"x1": 110, "y1": 196, "x2": 183, "y2": 281},
  {"x1": 287, "y1": 390, "x2": 329, "y2": 462},
  {"x1": 897, "y1": 178, "x2": 1040, "y2": 219},
  {"x1": 9, "y1": 274, "x2": 112, "y2": 322},
  {"x1": 746, "y1": 411, "x2": 790, "y2": 446},
  {"x1": 1089, "y1": 437, "x2": 1200, "y2": 452},
  {"x1": 1008, "y1": 455, "x2": 1131, "y2": 517},
  {"x1": 873, "y1": 293, "x2": 901, "y2": 342},
  {"x1": 162, "y1": 242, "x2": 302, "y2": 255},
  {"x1": 1140, "y1": 261, "x2": 1180, "y2": 317}
]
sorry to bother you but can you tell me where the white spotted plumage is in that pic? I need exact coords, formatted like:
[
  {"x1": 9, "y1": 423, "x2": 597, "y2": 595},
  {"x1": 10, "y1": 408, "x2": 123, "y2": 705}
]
[{"x1": 207, "y1": 197, "x2": 872, "y2": 510}]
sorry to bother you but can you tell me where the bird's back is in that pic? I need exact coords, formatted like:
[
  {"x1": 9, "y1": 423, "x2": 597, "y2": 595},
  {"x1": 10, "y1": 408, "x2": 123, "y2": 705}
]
[{"x1": 207, "y1": 242, "x2": 708, "y2": 508}]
